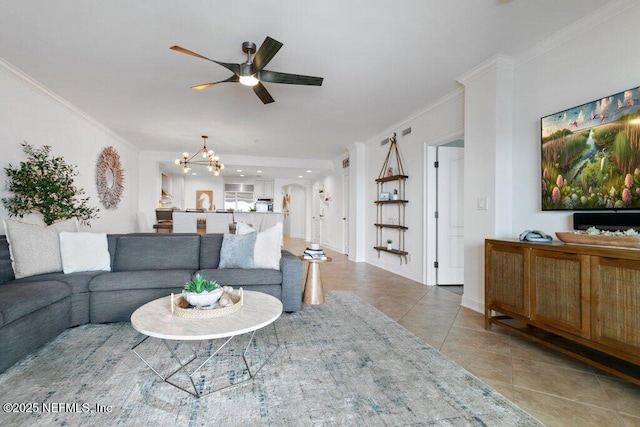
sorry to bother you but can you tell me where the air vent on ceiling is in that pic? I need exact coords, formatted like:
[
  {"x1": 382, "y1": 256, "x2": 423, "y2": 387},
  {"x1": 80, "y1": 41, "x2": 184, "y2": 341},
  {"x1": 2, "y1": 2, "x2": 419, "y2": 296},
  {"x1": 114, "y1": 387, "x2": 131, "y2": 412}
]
[
  {"x1": 380, "y1": 138, "x2": 390, "y2": 146},
  {"x1": 402, "y1": 127, "x2": 412, "y2": 136}
]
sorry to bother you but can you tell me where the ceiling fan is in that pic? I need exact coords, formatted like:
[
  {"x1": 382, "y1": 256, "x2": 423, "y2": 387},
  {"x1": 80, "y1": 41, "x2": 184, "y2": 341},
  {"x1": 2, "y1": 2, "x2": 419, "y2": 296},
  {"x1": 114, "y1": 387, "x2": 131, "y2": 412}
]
[{"x1": 170, "y1": 36, "x2": 323, "y2": 104}]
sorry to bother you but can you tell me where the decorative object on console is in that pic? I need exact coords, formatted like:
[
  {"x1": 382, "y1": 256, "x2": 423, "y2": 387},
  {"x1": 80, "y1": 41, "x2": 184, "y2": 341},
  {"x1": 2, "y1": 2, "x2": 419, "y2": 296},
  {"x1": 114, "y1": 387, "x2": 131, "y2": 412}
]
[
  {"x1": 541, "y1": 85, "x2": 640, "y2": 211},
  {"x1": 170, "y1": 37, "x2": 323, "y2": 104},
  {"x1": 96, "y1": 146, "x2": 125, "y2": 210},
  {"x1": 556, "y1": 226, "x2": 640, "y2": 248},
  {"x1": 175, "y1": 135, "x2": 225, "y2": 175},
  {"x1": 2, "y1": 143, "x2": 99, "y2": 225}
]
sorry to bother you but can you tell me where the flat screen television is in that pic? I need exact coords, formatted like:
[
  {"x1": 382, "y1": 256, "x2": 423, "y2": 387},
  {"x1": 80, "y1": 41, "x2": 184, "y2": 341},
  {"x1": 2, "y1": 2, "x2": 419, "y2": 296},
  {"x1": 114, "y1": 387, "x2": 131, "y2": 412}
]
[{"x1": 541, "y1": 85, "x2": 640, "y2": 210}]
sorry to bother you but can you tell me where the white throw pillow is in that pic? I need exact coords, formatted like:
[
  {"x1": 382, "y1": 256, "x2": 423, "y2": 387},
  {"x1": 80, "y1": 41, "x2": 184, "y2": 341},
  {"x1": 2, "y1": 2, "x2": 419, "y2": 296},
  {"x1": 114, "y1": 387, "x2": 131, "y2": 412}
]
[
  {"x1": 3, "y1": 218, "x2": 79, "y2": 279},
  {"x1": 59, "y1": 232, "x2": 111, "y2": 274},
  {"x1": 235, "y1": 221, "x2": 256, "y2": 235},
  {"x1": 235, "y1": 221, "x2": 282, "y2": 269},
  {"x1": 254, "y1": 222, "x2": 283, "y2": 270}
]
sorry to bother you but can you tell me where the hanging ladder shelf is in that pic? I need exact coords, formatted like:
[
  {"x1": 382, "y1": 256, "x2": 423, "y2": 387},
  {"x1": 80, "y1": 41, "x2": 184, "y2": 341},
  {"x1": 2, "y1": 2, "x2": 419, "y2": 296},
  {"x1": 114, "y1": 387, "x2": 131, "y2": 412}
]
[{"x1": 374, "y1": 134, "x2": 409, "y2": 264}]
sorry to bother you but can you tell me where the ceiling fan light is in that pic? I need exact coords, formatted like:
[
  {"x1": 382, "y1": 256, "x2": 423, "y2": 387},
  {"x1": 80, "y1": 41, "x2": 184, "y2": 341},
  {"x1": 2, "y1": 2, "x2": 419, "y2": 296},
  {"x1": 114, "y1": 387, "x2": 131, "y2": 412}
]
[{"x1": 239, "y1": 75, "x2": 259, "y2": 86}]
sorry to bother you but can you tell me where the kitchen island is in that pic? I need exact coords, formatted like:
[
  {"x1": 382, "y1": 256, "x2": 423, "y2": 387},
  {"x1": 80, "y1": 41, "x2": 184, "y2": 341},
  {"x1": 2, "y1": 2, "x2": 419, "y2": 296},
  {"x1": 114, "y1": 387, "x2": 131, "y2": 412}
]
[
  {"x1": 233, "y1": 212, "x2": 284, "y2": 232},
  {"x1": 153, "y1": 210, "x2": 283, "y2": 234}
]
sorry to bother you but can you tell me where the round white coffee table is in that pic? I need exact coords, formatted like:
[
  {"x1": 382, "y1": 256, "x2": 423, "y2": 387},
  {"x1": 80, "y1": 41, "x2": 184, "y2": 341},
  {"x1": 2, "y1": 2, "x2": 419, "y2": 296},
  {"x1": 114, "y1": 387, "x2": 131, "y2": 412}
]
[{"x1": 131, "y1": 290, "x2": 282, "y2": 398}]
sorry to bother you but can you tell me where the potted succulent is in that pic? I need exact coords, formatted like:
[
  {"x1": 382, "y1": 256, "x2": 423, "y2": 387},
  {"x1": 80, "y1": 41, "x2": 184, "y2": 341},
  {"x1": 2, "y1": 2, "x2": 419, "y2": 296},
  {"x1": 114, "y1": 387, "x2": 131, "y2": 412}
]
[
  {"x1": 386, "y1": 239, "x2": 393, "y2": 250},
  {"x1": 182, "y1": 274, "x2": 222, "y2": 307}
]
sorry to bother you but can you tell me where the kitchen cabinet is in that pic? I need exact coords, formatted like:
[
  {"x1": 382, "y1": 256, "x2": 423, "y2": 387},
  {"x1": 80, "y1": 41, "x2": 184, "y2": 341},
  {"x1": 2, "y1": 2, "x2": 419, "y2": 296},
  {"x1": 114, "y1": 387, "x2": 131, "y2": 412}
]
[{"x1": 254, "y1": 179, "x2": 274, "y2": 198}]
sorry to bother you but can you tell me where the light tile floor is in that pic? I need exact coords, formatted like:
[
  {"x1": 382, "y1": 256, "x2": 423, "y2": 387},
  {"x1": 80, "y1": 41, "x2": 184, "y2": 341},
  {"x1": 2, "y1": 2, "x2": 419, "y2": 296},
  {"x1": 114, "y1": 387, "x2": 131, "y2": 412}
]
[{"x1": 287, "y1": 238, "x2": 640, "y2": 427}]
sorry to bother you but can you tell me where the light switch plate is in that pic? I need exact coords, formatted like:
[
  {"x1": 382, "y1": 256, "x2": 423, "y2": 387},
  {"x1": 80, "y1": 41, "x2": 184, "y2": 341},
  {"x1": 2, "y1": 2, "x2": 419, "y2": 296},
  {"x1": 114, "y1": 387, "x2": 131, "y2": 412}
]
[{"x1": 477, "y1": 197, "x2": 489, "y2": 210}]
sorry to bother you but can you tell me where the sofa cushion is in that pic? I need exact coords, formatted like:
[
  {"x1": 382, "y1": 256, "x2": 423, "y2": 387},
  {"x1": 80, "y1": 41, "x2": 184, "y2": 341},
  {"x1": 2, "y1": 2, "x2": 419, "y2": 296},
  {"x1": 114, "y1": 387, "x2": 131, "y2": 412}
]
[
  {"x1": 199, "y1": 234, "x2": 223, "y2": 269},
  {"x1": 196, "y1": 268, "x2": 282, "y2": 287},
  {"x1": 60, "y1": 232, "x2": 111, "y2": 273},
  {"x1": 239, "y1": 222, "x2": 282, "y2": 270},
  {"x1": 219, "y1": 232, "x2": 256, "y2": 269},
  {"x1": 89, "y1": 270, "x2": 194, "y2": 292},
  {"x1": 10, "y1": 271, "x2": 105, "y2": 294},
  {"x1": 3, "y1": 218, "x2": 78, "y2": 279},
  {"x1": 113, "y1": 234, "x2": 200, "y2": 271},
  {"x1": 0, "y1": 280, "x2": 71, "y2": 327}
]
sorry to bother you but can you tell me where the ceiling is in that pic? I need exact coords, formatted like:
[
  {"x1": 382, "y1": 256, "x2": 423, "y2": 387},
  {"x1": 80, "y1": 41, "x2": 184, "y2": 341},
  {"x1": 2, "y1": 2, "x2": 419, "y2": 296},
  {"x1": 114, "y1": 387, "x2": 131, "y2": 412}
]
[{"x1": 0, "y1": 0, "x2": 614, "y2": 179}]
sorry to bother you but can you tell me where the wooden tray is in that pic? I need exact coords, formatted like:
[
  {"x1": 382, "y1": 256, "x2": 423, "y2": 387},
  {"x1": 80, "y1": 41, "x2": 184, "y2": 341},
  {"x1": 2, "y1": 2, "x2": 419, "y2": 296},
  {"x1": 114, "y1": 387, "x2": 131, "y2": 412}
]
[
  {"x1": 171, "y1": 289, "x2": 243, "y2": 318},
  {"x1": 555, "y1": 232, "x2": 640, "y2": 248}
]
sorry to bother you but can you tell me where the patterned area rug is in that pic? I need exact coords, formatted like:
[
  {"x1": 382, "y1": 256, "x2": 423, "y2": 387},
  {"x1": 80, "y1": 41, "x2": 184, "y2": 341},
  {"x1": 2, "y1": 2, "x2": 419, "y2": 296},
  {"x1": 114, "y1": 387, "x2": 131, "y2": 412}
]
[{"x1": 0, "y1": 291, "x2": 541, "y2": 426}]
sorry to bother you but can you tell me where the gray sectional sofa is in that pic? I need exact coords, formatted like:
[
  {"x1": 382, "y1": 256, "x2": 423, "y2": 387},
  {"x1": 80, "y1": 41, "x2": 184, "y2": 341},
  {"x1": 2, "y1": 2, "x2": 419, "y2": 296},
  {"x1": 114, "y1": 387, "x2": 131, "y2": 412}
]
[{"x1": 0, "y1": 233, "x2": 302, "y2": 373}]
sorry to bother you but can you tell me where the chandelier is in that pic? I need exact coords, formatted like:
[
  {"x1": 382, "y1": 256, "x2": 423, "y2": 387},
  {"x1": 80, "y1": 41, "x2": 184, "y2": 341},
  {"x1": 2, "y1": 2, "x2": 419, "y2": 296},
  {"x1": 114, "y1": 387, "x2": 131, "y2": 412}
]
[{"x1": 174, "y1": 135, "x2": 225, "y2": 176}]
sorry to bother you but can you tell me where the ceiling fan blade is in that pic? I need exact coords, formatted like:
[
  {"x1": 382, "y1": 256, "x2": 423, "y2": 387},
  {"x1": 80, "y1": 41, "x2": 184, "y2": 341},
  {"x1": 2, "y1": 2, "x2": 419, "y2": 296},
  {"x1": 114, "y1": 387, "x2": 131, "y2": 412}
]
[
  {"x1": 259, "y1": 70, "x2": 323, "y2": 86},
  {"x1": 252, "y1": 37, "x2": 283, "y2": 73},
  {"x1": 170, "y1": 45, "x2": 240, "y2": 74},
  {"x1": 190, "y1": 75, "x2": 239, "y2": 91},
  {"x1": 253, "y1": 82, "x2": 275, "y2": 104}
]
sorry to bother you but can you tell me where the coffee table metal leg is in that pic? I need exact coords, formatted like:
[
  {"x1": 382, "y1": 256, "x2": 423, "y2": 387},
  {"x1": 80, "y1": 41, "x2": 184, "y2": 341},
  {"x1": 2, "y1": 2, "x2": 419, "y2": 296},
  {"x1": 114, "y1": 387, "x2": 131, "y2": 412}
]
[
  {"x1": 132, "y1": 335, "x2": 198, "y2": 382},
  {"x1": 243, "y1": 322, "x2": 280, "y2": 378},
  {"x1": 163, "y1": 339, "x2": 202, "y2": 397},
  {"x1": 132, "y1": 324, "x2": 280, "y2": 399}
]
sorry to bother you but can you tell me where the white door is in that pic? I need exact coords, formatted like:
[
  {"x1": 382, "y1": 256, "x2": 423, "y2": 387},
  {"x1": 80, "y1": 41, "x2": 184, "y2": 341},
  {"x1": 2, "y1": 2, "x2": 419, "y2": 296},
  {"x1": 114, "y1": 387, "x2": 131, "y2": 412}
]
[
  {"x1": 312, "y1": 183, "x2": 323, "y2": 244},
  {"x1": 437, "y1": 147, "x2": 464, "y2": 285},
  {"x1": 342, "y1": 173, "x2": 349, "y2": 255}
]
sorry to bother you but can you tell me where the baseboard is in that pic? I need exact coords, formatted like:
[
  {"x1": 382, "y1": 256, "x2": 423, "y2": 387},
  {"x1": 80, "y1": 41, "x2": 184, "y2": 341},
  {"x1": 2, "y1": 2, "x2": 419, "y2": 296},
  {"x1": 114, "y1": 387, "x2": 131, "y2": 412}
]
[{"x1": 461, "y1": 295, "x2": 483, "y2": 315}]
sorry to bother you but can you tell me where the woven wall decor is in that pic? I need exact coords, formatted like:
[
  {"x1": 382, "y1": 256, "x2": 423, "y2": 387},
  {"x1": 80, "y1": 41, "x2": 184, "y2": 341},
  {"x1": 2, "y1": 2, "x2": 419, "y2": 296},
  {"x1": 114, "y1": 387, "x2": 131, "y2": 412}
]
[{"x1": 96, "y1": 146, "x2": 125, "y2": 209}]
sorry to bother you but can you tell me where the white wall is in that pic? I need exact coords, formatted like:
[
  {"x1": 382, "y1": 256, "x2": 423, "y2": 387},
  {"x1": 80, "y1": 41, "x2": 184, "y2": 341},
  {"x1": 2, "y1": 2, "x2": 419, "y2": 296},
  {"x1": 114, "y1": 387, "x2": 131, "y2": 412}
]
[
  {"x1": 0, "y1": 59, "x2": 138, "y2": 233},
  {"x1": 183, "y1": 175, "x2": 224, "y2": 210},
  {"x1": 511, "y1": 2, "x2": 640, "y2": 234},
  {"x1": 458, "y1": 1, "x2": 640, "y2": 313},
  {"x1": 360, "y1": 91, "x2": 465, "y2": 283}
]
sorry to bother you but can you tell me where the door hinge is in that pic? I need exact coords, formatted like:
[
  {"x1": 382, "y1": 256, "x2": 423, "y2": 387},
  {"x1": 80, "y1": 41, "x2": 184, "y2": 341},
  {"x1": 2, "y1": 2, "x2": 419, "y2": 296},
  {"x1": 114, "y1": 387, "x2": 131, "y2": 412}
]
[
  {"x1": 434, "y1": 261, "x2": 439, "y2": 268},
  {"x1": 434, "y1": 161, "x2": 439, "y2": 168},
  {"x1": 434, "y1": 211, "x2": 439, "y2": 218}
]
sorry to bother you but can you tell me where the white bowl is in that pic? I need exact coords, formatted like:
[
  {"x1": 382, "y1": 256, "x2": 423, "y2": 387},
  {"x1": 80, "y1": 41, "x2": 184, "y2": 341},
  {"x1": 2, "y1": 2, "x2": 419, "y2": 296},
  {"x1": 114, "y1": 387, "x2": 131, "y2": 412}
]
[
  {"x1": 310, "y1": 244, "x2": 320, "y2": 250},
  {"x1": 182, "y1": 288, "x2": 223, "y2": 307}
]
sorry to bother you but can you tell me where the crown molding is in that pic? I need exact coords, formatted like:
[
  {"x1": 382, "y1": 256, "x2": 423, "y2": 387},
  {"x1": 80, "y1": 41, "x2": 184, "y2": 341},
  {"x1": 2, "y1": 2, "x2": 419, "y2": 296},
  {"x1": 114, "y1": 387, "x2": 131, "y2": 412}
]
[
  {"x1": 515, "y1": 0, "x2": 638, "y2": 67},
  {"x1": 0, "y1": 56, "x2": 134, "y2": 149},
  {"x1": 456, "y1": 55, "x2": 514, "y2": 86},
  {"x1": 369, "y1": 87, "x2": 465, "y2": 145}
]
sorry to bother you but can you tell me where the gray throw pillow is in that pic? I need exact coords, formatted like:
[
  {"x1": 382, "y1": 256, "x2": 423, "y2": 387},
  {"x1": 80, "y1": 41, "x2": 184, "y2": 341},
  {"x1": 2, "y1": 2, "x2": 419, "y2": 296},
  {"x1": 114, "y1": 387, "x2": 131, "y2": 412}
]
[{"x1": 219, "y1": 232, "x2": 257, "y2": 269}]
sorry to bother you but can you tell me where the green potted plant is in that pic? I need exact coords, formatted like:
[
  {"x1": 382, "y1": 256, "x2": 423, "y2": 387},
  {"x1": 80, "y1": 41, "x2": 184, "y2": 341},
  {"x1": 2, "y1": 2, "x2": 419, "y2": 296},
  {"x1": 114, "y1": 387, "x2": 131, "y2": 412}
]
[
  {"x1": 386, "y1": 239, "x2": 393, "y2": 250},
  {"x1": 182, "y1": 274, "x2": 222, "y2": 307}
]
